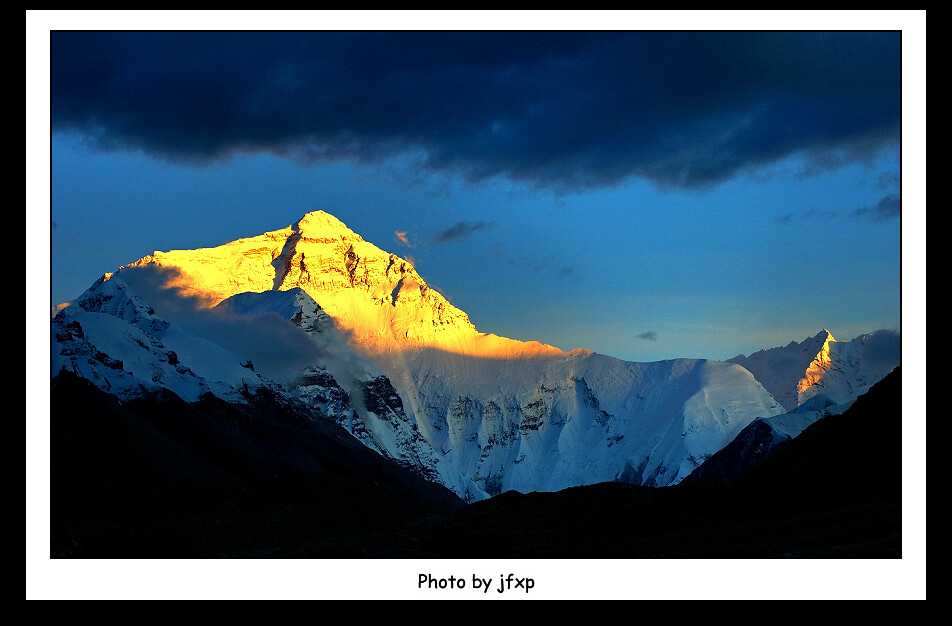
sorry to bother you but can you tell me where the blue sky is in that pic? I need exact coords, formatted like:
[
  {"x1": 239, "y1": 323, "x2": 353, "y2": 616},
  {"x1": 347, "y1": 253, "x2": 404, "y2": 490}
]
[{"x1": 41, "y1": 18, "x2": 918, "y2": 366}]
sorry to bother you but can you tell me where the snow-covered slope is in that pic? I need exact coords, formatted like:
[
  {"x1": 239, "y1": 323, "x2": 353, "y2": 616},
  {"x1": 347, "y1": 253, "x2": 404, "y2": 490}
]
[
  {"x1": 53, "y1": 210, "x2": 898, "y2": 501},
  {"x1": 52, "y1": 274, "x2": 271, "y2": 404},
  {"x1": 215, "y1": 288, "x2": 443, "y2": 481},
  {"x1": 683, "y1": 373, "x2": 896, "y2": 485},
  {"x1": 685, "y1": 330, "x2": 902, "y2": 485},
  {"x1": 210, "y1": 279, "x2": 786, "y2": 498},
  {"x1": 396, "y1": 350, "x2": 783, "y2": 497},
  {"x1": 759, "y1": 393, "x2": 851, "y2": 440},
  {"x1": 52, "y1": 275, "x2": 445, "y2": 483},
  {"x1": 727, "y1": 329, "x2": 901, "y2": 412}
]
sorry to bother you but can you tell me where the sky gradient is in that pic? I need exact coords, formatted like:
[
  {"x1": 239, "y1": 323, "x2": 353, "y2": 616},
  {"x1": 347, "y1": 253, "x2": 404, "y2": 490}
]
[
  {"x1": 31, "y1": 11, "x2": 926, "y2": 601},
  {"x1": 44, "y1": 25, "x2": 913, "y2": 364}
]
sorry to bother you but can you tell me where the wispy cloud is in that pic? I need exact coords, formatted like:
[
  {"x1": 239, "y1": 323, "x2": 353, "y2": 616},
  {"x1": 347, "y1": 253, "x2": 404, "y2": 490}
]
[
  {"x1": 114, "y1": 265, "x2": 323, "y2": 385},
  {"x1": 490, "y1": 243, "x2": 576, "y2": 278},
  {"x1": 394, "y1": 230, "x2": 411, "y2": 246},
  {"x1": 431, "y1": 220, "x2": 494, "y2": 245},
  {"x1": 636, "y1": 331, "x2": 658, "y2": 341},
  {"x1": 874, "y1": 170, "x2": 901, "y2": 191},
  {"x1": 776, "y1": 208, "x2": 839, "y2": 224},
  {"x1": 801, "y1": 208, "x2": 839, "y2": 221},
  {"x1": 851, "y1": 194, "x2": 901, "y2": 222}
]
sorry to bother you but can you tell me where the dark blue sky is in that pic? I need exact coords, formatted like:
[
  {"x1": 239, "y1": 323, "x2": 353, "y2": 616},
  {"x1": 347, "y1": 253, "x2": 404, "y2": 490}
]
[{"x1": 41, "y1": 18, "x2": 915, "y2": 364}]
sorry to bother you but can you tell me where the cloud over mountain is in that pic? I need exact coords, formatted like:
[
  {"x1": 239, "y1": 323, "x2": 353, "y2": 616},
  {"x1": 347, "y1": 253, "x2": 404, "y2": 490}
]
[{"x1": 50, "y1": 32, "x2": 901, "y2": 192}]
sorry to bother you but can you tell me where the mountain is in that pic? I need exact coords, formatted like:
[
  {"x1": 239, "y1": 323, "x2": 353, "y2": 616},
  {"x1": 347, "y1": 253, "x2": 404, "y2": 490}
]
[
  {"x1": 681, "y1": 392, "x2": 853, "y2": 484},
  {"x1": 684, "y1": 329, "x2": 902, "y2": 483},
  {"x1": 727, "y1": 328, "x2": 901, "y2": 412},
  {"x1": 50, "y1": 368, "x2": 465, "y2": 558},
  {"x1": 427, "y1": 366, "x2": 902, "y2": 559},
  {"x1": 50, "y1": 363, "x2": 901, "y2": 559},
  {"x1": 51, "y1": 210, "x2": 899, "y2": 502},
  {"x1": 685, "y1": 329, "x2": 901, "y2": 483}
]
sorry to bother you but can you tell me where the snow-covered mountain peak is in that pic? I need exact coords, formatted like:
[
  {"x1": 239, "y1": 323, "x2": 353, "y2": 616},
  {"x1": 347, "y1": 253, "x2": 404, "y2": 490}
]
[
  {"x1": 814, "y1": 328, "x2": 836, "y2": 349},
  {"x1": 728, "y1": 328, "x2": 899, "y2": 411},
  {"x1": 52, "y1": 273, "x2": 274, "y2": 403},
  {"x1": 54, "y1": 211, "x2": 899, "y2": 501},
  {"x1": 115, "y1": 210, "x2": 565, "y2": 361},
  {"x1": 293, "y1": 210, "x2": 364, "y2": 243}
]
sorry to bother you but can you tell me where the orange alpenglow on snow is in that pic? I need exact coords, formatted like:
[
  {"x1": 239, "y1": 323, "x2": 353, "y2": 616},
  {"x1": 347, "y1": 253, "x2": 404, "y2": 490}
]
[
  {"x1": 795, "y1": 329, "x2": 835, "y2": 403},
  {"x1": 119, "y1": 210, "x2": 564, "y2": 360}
]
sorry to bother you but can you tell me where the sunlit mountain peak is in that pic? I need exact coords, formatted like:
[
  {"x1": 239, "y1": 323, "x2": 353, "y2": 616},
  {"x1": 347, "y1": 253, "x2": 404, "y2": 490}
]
[
  {"x1": 56, "y1": 211, "x2": 899, "y2": 501},
  {"x1": 118, "y1": 211, "x2": 562, "y2": 361},
  {"x1": 294, "y1": 210, "x2": 363, "y2": 242},
  {"x1": 727, "y1": 327, "x2": 898, "y2": 412},
  {"x1": 797, "y1": 331, "x2": 835, "y2": 402}
]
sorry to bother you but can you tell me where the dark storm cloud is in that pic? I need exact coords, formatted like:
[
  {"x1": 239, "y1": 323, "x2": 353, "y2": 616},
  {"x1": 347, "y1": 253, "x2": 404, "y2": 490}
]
[
  {"x1": 851, "y1": 194, "x2": 901, "y2": 222},
  {"x1": 51, "y1": 31, "x2": 901, "y2": 191},
  {"x1": 431, "y1": 220, "x2": 494, "y2": 245}
]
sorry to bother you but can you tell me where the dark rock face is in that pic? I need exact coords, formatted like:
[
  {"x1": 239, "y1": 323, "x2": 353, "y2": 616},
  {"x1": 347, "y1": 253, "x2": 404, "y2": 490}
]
[
  {"x1": 682, "y1": 419, "x2": 789, "y2": 484},
  {"x1": 361, "y1": 375, "x2": 405, "y2": 416}
]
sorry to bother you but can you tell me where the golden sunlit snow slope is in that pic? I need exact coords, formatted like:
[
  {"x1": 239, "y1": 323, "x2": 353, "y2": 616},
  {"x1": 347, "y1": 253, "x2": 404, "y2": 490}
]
[
  {"x1": 796, "y1": 331, "x2": 834, "y2": 404},
  {"x1": 121, "y1": 210, "x2": 563, "y2": 360}
]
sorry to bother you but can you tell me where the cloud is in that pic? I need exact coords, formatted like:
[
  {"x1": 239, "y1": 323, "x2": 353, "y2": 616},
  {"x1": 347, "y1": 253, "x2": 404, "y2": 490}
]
[
  {"x1": 862, "y1": 328, "x2": 901, "y2": 369},
  {"x1": 115, "y1": 265, "x2": 322, "y2": 384},
  {"x1": 776, "y1": 208, "x2": 840, "y2": 224},
  {"x1": 874, "y1": 170, "x2": 901, "y2": 191},
  {"x1": 800, "y1": 208, "x2": 839, "y2": 221},
  {"x1": 394, "y1": 230, "x2": 411, "y2": 246},
  {"x1": 50, "y1": 32, "x2": 901, "y2": 191},
  {"x1": 851, "y1": 194, "x2": 901, "y2": 222},
  {"x1": 636, "y1": 331, "x2": 658, "y2": 341},
  {"x1": 431, "y1": 220, "x2": 494, "y2": 245},
  {"x1": 489, "y1": 243, "x2": 574, "y2": 277}
]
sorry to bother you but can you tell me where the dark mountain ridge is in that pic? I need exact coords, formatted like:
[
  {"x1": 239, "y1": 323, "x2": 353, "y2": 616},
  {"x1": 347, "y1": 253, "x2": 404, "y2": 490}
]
[
  {"x1": 51, "y1": 370, "x2": 465, "y2": 558},
  {"x1": 51, "y1": 366, "x2": 900, "y2": 558},
  {"x1": 426, "y1": 367, "x2": 901, "y2": 558}
]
